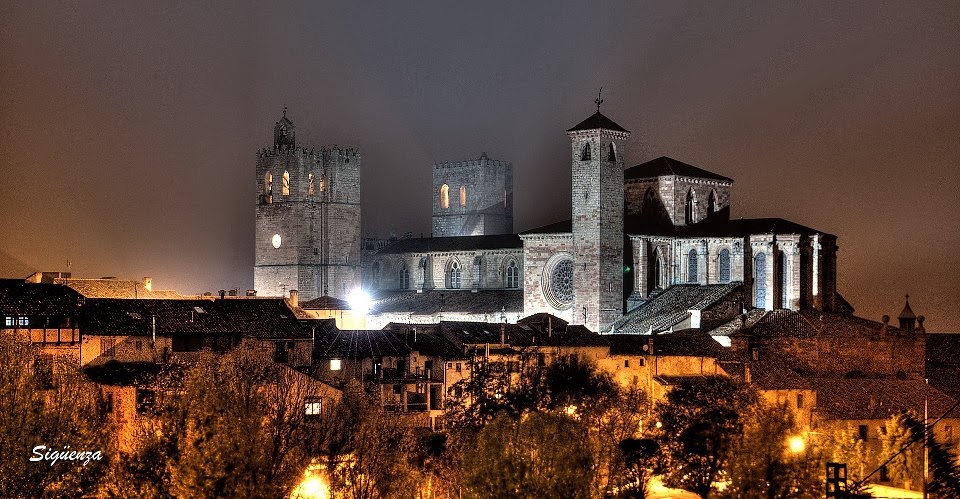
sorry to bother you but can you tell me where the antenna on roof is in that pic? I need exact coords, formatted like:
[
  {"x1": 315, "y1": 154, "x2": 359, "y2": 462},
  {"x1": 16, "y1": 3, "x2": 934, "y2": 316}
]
[{"x1": 595, "y1": 87, "x2": 603, "y2": 112}]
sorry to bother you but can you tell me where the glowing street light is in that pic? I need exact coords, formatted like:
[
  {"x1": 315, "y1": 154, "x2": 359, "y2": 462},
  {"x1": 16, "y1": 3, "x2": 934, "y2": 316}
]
[
  {"x1": 291, "y1": 465, "x2": 331, "y2": 499},
  {"x1": 347, "y1": 288, "x2": 372, "y2": 314},
  {"x1": 788, "y1": 435, "x2": 806, "y2": 454}
]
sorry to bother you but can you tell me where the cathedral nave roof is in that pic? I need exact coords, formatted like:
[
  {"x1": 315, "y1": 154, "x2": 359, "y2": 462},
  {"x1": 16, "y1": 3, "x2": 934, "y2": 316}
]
[{"x1": 624, "y1": 156, "x2": 733, "y2": 182}]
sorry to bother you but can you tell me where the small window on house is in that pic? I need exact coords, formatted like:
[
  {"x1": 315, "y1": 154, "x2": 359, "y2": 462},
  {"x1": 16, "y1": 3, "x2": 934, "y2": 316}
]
[
  {"x1": 459, "y1": 185, "x2": 466, "y2": 207},
  {"x1": 308, "y1": 173, "x2": 315, "y2": 195},
  {"x1": 858, "y1": 425, "x2": 868, "y2": 440},
  {"x1": 330, "y1": 359, "x2": 342, "y2": 371},
  {"x1": 608, "y1": 142, "x2": 616, "y2": 161},
  {"x1": 393, "y1": 384, "x2": 402, "y2": 395},
  {"x1": 447, "y1": 362, "x2": 452, "y2": 369},
  {"x1": 104, "y1": 392, "x2": 114, "y2": 414},
  {"x1": 455, "y1": 362, "x2": 462, "y2": 372},
  {"x1": 796, "y1": 393, "x2": 804, "y2": 409},
  {"x1": 751, "y1": 347, "x2": 759, "y2": 361},
  {"x1": 136, "y1": 389, "x2": 155, "y2": 414},
  {"x1": 304, "y1": 398, "x2": 322, "y2": 416},
  {"x1": 4, "y1": 316, "x2": 13, "y2": 327},
  {"x1": 624, "y1": 359, "x2": 630, "y2": 368},
  {"x1": 879, "y1": 465, "x2": 889, "y2": 482},
  {"x1": 282, "y1": 171, "x2": 290, "y2": 196},
  {"x1": 440, "y1": 184, "x2": 450, "y2": 209},
  {"x1": 17, "y1": 316, "x2": 28, "y2": 327},
  {"x1": 638, "y1": 358, "x2": 645, "y2": 366},
  {"x1": 581, "y1": 143, "x2": 591, "y2": 161}
]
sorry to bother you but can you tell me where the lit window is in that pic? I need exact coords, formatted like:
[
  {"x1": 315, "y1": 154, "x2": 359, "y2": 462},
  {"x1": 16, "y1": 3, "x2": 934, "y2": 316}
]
[
  {"x1": 459, "y1": 185, "x2": 467, "y2": 207},
  {"x1": 4, "y1": 317, "x2": 12, "y2": 327},
  {"x1": 719, "y1": 249, "x2": 731, "y2": 283},
  {"x1": 581, "y1": 143, "x2": 591, "y2": 161},
  {"x1": 440, "y1": 184, "x2": 449, "y2": 209},
  {"x1": 330, "y1": 359, "x2": 342, "y2": 371},
  {"x1": 688, "y1": 249, "x2": 698, "y2": 283},
  {"x1": 17, "y1": 316, "x2": 28, "y2": 327},
  {"x1": 282, "y1": 171, "x2": 290, "y2": 196},
  {"x1": 506, "y1": 260, "x2": 519, "y2": 289},
  {"x1": 304, "y1": 398, "x2": 322, "y2": 416},
  {"x1": 308, "y1": 173, "x2": 315, "y2": 195},
  {"x1": 265, "y1": 171, "x2": 273, "y2": 196}
]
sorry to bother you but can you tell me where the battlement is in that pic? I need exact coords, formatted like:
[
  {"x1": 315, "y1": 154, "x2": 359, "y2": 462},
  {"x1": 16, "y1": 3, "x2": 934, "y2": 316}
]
[{"x1": 257, "y1": 145, "x2": 361, "y2": 161}]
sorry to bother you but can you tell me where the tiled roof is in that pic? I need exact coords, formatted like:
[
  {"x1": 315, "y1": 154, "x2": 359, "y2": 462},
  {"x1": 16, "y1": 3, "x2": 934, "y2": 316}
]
[
  {"x1": 566, "y1": 111, "x2": 629, "y2": 133},
  {"x1": 300, "y1": 296, "x2": 351, "y2": 310},
  {"x1": 611, "y1": 283, "x2": 742, "y2": 334},
  {"x1": 436, "y1": 320, "x2": 608, "y2": 349},
  {"x1": 80, "y1": 298, "x2": 306, "y2": 339},
  {"x1": 722, "y1": 310, "x2": 907, "y2": 340},
  {"x1": 313, "y1": 328, "x2": 412, "y2": 359},
  {"x1": 83, "y1": 361, "x2": 170, "y2": 386},
  {"x1": 0, "y1": 279, "x2": 83, "y2": 316},
  {"x1": 812, "y1": 378, "x2": 960, "y2": 420},
  {"x1": 626, "y1": 216, "x2": 834, "y2": 239},
  {"x1": 377, "y1": 234, "x2": 522, "y2": 255},
  {"x1": 520, "y1": 220, "x2": 572, "y2": 235},
  {"x1": 925, "y1": 334, "x2": 960, "y2": 400},
  {"x1": 56, "y1": 278, "x2": 186, "y2": 299},
  {"x1": 370, "y1": 289, "x2": 523, "y2": 316},
  {"x1": 747, "y1": 360, "x2": 809, "y2": 390},
  {"x1": 624, "y1": 156, "x2": 732, "y2": 182},
  {"x1": 608, "y1": 330, "x2": 725, "y2": 357}
]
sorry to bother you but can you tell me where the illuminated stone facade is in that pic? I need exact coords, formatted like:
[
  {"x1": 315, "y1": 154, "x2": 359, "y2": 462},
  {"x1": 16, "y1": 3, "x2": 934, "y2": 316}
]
[
  {"x1": 432, "y1": 153, "x2": 513, "y2": 237},
  {"x1": 254, "y1": 110, "x2": 361, "y2": 301}
]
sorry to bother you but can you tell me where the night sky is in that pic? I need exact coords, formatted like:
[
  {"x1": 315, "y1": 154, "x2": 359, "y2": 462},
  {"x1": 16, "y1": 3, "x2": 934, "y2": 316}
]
[{"x1": 1, "y1": 2, "x2": 957, "y2": 331}]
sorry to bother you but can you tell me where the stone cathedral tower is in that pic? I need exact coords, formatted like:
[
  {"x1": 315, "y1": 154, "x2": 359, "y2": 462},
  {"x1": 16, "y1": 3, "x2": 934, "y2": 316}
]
[
  {"x1": 254, "y1": 109, "x2": 361, "y2": 301},
  {"x1": 567, "y1": 107, "x2": 630, "y2": 333}
]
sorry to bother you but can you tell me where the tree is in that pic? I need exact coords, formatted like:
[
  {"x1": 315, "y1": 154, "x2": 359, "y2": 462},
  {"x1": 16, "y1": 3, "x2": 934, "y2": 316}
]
[
  {"x1": 652, "y1": 375, "x2": 759, "y2": 497},
  {"x1": 822, "y1": 424, "x2": 874, "y2": 486},
  {"x1": 721, "y1": 402, "x2": 820, "y2": 499},
  {"x1": 463, "y1": 412, "x2": 594, "y2": 499},
  {"x1": 619, "y1": 438, "x2": 660, "y2": 498},
  {"x1": 879, "y1": 412, "x2": 923, "y2": 490},
  {"x1": 0, "y1": 335, "x2": 108, "y2": 498}
]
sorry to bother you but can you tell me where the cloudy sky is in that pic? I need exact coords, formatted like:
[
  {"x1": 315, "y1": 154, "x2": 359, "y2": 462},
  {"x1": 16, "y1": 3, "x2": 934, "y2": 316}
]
[{"x1": 1, "y1": 1, "x2": 957, "y2": 330}]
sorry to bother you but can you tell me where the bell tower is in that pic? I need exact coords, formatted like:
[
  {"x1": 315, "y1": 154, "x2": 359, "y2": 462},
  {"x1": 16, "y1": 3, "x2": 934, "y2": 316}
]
[
  {"x1": 567, "y1": 95, "x2": 630, "y2": 332},
  {"x1": 254, "y1": 108, "x2": 362, "y2": 300}
]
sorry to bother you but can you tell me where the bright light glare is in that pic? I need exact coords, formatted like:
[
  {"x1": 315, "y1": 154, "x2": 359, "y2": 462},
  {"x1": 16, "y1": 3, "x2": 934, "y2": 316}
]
[
  {"x1": 292, "y1": 467, "x2": 330, "y2": 499},
  {"x1": 347, "y1": 289, "x2": 372, "y2": 314},
  {"x1": 788, "y1": 435, "x2": 806, "y2": 453}
]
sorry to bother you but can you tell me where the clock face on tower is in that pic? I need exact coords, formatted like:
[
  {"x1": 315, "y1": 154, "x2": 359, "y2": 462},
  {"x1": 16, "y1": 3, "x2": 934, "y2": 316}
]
[{"x1": 272, "y1": 233, "x2": 282, "y2": 248}]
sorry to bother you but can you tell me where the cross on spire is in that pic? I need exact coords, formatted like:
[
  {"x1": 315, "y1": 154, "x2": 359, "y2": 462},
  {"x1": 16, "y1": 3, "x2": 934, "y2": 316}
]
[{"x1": 595, "y1": 87, "x2": 603, "y2": 112}]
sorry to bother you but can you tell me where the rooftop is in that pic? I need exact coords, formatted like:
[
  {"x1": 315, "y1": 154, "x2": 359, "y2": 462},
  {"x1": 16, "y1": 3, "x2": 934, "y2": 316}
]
[{"x1": 624, "y1": 156, "x2": 733, "y2": 182}]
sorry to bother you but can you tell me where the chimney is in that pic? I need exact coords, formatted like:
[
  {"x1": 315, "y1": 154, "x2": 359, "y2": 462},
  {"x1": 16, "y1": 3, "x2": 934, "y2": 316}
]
[
  {"x1": 143, "y1": 277, "x2": 153, "y2": 292},
  {"x1": 246, "y1": 289, "x2": 257, "y2": 297},
  {"x1": 289, "y1": 289, "x2": 299, "y2": 308},
  {"x1": 917, "y1": 315, "x2": 926, "y2": 334},
  {"x1": 500, "y1": 323, "x2": 505, "y2": 345}
]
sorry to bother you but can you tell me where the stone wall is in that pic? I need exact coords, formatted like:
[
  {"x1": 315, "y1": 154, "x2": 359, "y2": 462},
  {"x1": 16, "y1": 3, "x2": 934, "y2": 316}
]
[{"x1": 432, "y1": 154, "x2": 513, "y2": 237}]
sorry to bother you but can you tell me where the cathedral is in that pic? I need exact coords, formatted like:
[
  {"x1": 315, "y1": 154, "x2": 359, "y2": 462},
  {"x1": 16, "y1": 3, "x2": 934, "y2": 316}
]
[{"x1": 254, "y1": 106, "x2": 844, "y2": 333}]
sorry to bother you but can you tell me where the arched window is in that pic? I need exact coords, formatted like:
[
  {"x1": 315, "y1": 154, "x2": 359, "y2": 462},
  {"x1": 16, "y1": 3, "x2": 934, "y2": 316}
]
[
  {"x1": 688, "y1": 249, "x2": 698, "y2": 283},
  {"x1": 684, "y1": 189, "x2": 695, "y2": 225},
  {"x1": 459, "y1": 185, "x2": 467, "y2": 208},
  {"x1": 653, "y1": 249, "x2": 665, "y2": 290},
  {"x1": 282, "y1": 171, "x2": 290, "y2": 196},
  {"x1": 440, "y1": 184, "x2": 450, "y2": 209},
  {"x1": 308, "y1": 174, "x2": 315, "y2": 195},
  {"x1": 607, "y1": 143, "x2": 616, "y2": 161},
  {"x1": 399, "y1": 263, "x2": 410, "y2": 290},
  {"x1": 418, "y1": 257, "x2": 429, "y2": 287},
  {"x1": 506, "y1": 260, "x2": 519, "y2": 288},
  {"x1": 755, "y1": 253, "x2": 767, "y2": 308},
  {"x1": 719, "y1": 249, "x2": 731, "y2": 283},
  {"x1": 265, "y1": 171, "x2": 273, "y2": 196},
  {"x1": 372, "y1": 262, "x2": 382, "y2": 289},
  {"x1": 708, "y1": 190, "x2": 717, "y2": 216},
  {"x1": 447, "y1": 260, "x2": 462, "y2": 289},
  {"x1": 318, "y1": 176, "x2": 326, "y2": 192},
  {"x1": 580, "y1": 142, "x2": 591, "y2": 161},
  {"x1": 779, "y1": 252, "x2": 789, "y2": 309}
]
